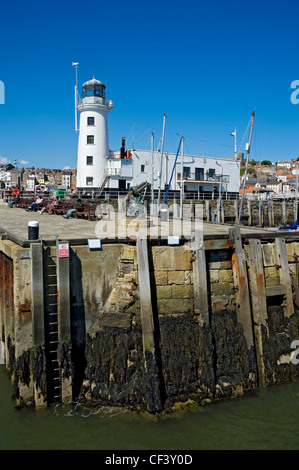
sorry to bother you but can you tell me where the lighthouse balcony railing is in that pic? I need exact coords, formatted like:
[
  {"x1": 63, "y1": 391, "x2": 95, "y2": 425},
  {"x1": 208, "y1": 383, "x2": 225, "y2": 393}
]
[
  {"x1": 105, "y1": 168, "x2": 121, "y2": 177},
  {"x1": 177, "y1": 173, "x2": 230, "y2": 183}
]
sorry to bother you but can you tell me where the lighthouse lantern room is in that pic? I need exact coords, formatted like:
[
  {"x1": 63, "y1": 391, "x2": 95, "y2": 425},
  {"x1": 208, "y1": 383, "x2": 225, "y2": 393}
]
[{"x1": 76, "y1": 75, "x2": 113, "y2": 190}]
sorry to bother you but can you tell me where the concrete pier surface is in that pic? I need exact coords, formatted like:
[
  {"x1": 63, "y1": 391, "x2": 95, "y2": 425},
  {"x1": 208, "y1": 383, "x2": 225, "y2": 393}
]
[{"x1": 0, "y1": 203, "x2": 280, "y2": 246}]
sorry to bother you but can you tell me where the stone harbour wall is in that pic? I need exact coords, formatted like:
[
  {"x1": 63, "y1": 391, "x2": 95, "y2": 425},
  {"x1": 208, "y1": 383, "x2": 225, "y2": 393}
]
[{"x1": 0, "y1": 233, "x2": 299, "y2": 413}]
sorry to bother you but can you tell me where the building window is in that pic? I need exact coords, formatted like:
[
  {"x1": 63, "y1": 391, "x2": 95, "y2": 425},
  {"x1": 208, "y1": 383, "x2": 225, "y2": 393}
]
[
  {"x1": 183, "y1": 166, "x2": 191, "y2": 179},
  {"x1": 86, "y1": 177, "x2": 93, "y2": 186},
  {"x1": 87, "y1": 135, "x2": 94, "y2": 144},
  {"x1": 208, "y1": 168, "x2": 215, "y2": 179},
  {"x1": 141, "y1": 164, "x2": 145, "y2": 172},
  {"x1": 195, "y1": 168, "x2": 204, "y2": 180},
  {"x1": 86, "y1": 156, "x2": 93, "y2": 165},
  {"x1": 87, "y1": 116, "x2": 94, "y2": 126}
]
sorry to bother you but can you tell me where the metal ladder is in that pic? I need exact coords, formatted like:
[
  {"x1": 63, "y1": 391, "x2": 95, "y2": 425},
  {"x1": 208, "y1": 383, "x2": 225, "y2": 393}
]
[
  {"x1": 94, "y1": 175, "x2": 111, "y2": 198},
  {"x1": 43, "y1": 247, "x2": 61, "y2": 402}
]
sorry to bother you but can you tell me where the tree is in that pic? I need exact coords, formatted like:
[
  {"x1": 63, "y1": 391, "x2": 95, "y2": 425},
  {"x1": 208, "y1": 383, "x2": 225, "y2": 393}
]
[{"x1": 261, "y1": 160, "x2": 272, "y2": 166}]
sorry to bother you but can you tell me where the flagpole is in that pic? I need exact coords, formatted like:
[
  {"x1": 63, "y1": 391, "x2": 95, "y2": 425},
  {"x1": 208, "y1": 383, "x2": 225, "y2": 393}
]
[{"x1": 231, "y1": 129, "x2": 237, "y2": 160}]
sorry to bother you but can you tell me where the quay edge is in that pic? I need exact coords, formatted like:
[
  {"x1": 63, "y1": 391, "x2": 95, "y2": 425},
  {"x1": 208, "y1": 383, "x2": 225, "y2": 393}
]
[{"x1": 0, "y1": 227, "x2": 299, "y2": 413}]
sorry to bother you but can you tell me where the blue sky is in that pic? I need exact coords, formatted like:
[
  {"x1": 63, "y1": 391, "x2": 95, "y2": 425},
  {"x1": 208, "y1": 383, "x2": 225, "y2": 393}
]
[{"x1": 0, "y1": 0, "x2": 299, "y2": 169}]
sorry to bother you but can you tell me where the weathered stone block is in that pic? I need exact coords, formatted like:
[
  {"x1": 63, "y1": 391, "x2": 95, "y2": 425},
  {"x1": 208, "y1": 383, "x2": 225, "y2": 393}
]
[
  {"x1": 219, "y1": 269, "x2": 233, "y2": 282},
  {"x1": 212, "y1": 295, "x2": 230, "y2": 312},
  {"x1": 265, "y1": 266, "x2": 278, "y2": 278},
  {"x1": 171, "y1": 285, "x2": 194, "y2": 298},
  {"x1": 173, "y1": 247, "x2": 192, "y2": 271},
  {"x1": 209, "y1": 270, "x2": 219, "y2": 283},
  {"x1": 158, "y1": 298, "x2": 193, "y2": 314},
  {"x1": 157, "y1": 285, "x2": 172, "y2": 299},
  {"x1": 121, "y1": 245, "x2": 136, "y2": 261},
  {"x1": 293, "y1": 242, "x2": 299, "y2": 256},
  {"x1": 209, "y1": 261, "x2": 221, "y2": 269},
  {"x1": 154, "y1": 271, "x2": 168, "y2": 285},
  {"x1": 168, "y1": 270, "x2": 185, "y2": 285},
  {"x1": 211, "y1": 282, "x2": 232, "y2": 296},
  {"x1": 119, "y1": 261, "x2": 134, "y2": 275},
  {"x1": 289, "y1": 264, "x2": 297, "y2": 275},
  {"x1": 153, "y1": 247, "x2": 174, "y2": 271},
  {"x1": 185, "y1": 271, "x2": 193, "y2": 285},
  {"x1": 209, "y1": 260, "x2": 232, "y2": 270},
  {"x1": 286, "y1": 243, "x2": 295, "y2": 256},
  {"x1": 265, "y1": 277, "x2": 280, "y2": 287}
]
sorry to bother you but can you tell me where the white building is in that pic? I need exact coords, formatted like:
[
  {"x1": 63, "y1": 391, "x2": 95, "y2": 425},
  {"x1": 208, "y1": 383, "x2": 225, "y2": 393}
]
[
  {"x1": 76, "y1": 77, "x2": 240, "y2": 196},
  {"x1": 106, "y1": 148, "x2": 239, "y2": 196},
  {"x1": 0, "y1": 164, "x2": 14, "y2": 183},
  {"x1": 62, "y1": 172, "x2": 71, "y2": 189},
  {"x1": 76, "y1": 76, "x2": 113, "y2": 189},
  {"x1": 277, "y1": 160, "x2": 293, "y2": 169}
]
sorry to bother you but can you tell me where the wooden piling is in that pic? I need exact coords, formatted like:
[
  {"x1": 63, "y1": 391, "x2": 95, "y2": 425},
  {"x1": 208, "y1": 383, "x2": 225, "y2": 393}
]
[
  {"x1": 248, "y1": 239, "x2": 268, "y2": 386},
  {"x1": 258, "y1": 199, "x2": 263, "y2": 227},
  {"x1": 230, "y1": 228, "x2": 254, "y2": 349},
  {"x1": 275, "y1": 238, "x2": 294, "y2": 317},
  {"x1": 193, "y1": 231, "x2": 209, "y2": 325},
  {"x1": 234, "y1": 199, "x2": 238, "y2": 224},
  {"x1": 137, "y1": 233, "x2": 162, "y2": 413},
  {"x1": 268, "y1": 199, "x2": 274, "y2": 227},
  {"x1": 205, "y1": 200, "x2": 210, "y2": 222},
  {"x1": 282, "y1": 199, "x2": 287, "y2": 225},
  {"x1": 247, "y1": 200, "x2": 252, "y2": 226}
]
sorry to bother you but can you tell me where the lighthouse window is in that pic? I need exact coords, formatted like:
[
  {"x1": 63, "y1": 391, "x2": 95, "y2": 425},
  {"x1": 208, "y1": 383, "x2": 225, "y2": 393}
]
[
  {"x1": 141, "y1": 165, "x2": 145, "y2": 172},
  {"x1": 86, "y1": 156, "x2": 93, "y2": 165},
  {"x1": 87, "y1": 135, "x2": 94, "y2": 144},
  {"x1": 95, "y1": 85, "x2": 106, "y2": 98},
  {"x1": 87, "y1": 117, "x2": 94, "y2": 126},
  {"x1": 83, "y1": 85, "x2": 94, "y2": 97},
  {"x1": 86, "y1": 177, "x2": 93, "y2": 186}
]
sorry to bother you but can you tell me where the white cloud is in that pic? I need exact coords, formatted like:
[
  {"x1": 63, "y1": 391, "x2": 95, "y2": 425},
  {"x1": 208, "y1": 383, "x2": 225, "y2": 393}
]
[
  {"x1": 63, "y1": 166, "x2": 71, "y2": 170},
  {"x1": 19, "y1": 160, "x2": 29, "y2": 165},
  {"x1": 0, "y1": 156, "x2": 11, "y2": 165}
]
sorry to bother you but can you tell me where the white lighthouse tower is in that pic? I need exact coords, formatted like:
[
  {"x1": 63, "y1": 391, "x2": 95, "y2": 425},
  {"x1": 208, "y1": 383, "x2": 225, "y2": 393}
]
[{"x1": 76, "y1": 76, "x2": 113, "y2": 190}]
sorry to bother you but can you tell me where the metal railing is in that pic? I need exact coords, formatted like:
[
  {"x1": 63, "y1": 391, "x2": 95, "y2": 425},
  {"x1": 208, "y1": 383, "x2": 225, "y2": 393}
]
[
  {"x1": 178, "y1": 173, "x2": 230, "y2": 183},
  {"x1": 105, "y1": 168, "x2": 121, "y2": 176}
]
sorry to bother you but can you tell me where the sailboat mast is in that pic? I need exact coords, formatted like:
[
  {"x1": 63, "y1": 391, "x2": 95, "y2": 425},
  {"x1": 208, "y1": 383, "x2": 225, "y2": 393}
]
[
  {"x1": 180, "y1": 136, "x2": 184, "y2": 218},
  {"x1": 234, "y1": 128, "x2": 237, "y2": 160},
  {"x1": 238, "y1": 111, "x2": 255, "y2": 224},
  {"x1": 158, "y1": 113, "x2": 167, "y2": 211},
  {"x1": 151, "y1": 132, "x2": 154, "y2": 203}
]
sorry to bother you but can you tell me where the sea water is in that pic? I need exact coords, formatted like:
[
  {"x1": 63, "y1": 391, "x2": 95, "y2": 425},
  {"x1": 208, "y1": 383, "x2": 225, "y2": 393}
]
[{"x1": 0, "y1": 366, "x2": 298, "y2": 451}]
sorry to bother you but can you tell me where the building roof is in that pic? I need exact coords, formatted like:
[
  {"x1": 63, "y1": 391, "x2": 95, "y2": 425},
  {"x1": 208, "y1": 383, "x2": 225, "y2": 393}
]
[
  {"x1": 0, "y1": 164, "x2": 14, "y2": 171},
  {"x1": 82, "y1": 76, "x2": 105, "y2": 88}
]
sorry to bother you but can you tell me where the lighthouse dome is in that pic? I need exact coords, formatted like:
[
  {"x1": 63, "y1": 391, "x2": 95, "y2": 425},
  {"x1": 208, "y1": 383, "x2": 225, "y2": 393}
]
[
  {"x1": 82, "y1": 76, "x2": 106, "y2": 88},
  {"x1": 82, "y1": 75, "x2": 106, "y2": 100}
]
